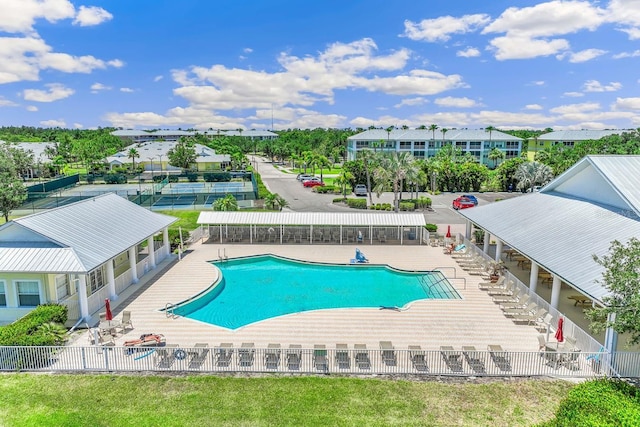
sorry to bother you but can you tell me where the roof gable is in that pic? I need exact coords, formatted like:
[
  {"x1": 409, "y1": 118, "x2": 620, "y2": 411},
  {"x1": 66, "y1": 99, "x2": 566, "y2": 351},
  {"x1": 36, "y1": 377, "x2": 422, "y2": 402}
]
[
  {"x1": 0, "y1": 223, "x2": 59, "y2": 244},
  {"x1": 543, "y1": 155, "x2": 640, "y2": 216}
]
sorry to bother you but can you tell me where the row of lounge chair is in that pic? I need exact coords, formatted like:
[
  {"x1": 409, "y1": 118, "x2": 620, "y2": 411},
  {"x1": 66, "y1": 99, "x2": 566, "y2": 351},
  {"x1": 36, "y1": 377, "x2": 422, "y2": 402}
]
[
  {"x1": 440, "y1": 345, "x2": 511, "y2": 373},
  {"x1": 481, "y1": 277, "x2": 552, "y2": 329}
]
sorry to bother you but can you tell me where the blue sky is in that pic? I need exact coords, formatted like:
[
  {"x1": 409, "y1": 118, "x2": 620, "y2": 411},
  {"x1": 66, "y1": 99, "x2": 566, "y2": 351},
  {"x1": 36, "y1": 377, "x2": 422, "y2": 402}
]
[{"x1": 1, "y1": 0, "x2": 640, "y2": 131}]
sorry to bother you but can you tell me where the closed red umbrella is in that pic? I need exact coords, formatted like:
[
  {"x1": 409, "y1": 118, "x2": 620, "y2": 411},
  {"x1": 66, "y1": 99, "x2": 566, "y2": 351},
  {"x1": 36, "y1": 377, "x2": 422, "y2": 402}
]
[
  {"x1": 105, "y1": 298, "x2": 113, "y2": 322},
  {"x1": 446, "y1": 225, "x2": 451, "y2": 238},
  {"x1": 555, "y1": 317, "x2": 564, "y2": 344}
]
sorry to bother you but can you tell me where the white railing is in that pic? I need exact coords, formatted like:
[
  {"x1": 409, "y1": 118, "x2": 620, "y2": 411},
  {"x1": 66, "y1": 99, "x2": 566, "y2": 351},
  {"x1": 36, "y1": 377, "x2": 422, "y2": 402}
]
[
  {"x1": 459, "y1": 235, "x2": 604, "y2": 355},
  {"x1": 87, "y1": 286, "x2": 110, "y2": 316},
  {"x1": 58, "y1": 296, "x2": 80, "y2": 322},
  {"x1": 0, "y1": 345, "x2": 629, "y2": 377},
  {"x1": 114, "y1": 270, "x2": 133, "y2": 295}
]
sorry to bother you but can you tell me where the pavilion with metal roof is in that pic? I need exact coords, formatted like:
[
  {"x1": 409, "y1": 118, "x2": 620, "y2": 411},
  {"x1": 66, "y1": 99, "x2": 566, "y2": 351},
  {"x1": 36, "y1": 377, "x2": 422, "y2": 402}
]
[
  {"x1": 0, "y1": 194, "x2": 177, "y2": 324},
  {"x1": 197, "y1": 212, "x2": 427, "y2": 245},
  {"x1": 456, "y1": 155, "x2": 640, "y2": 353}
]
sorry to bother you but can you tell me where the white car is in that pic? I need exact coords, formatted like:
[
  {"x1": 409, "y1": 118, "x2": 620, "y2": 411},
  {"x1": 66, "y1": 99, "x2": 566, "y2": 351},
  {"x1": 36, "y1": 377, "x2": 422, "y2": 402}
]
[{"x1": 354, "y1": 184, "x2": 367, "y2": 196}]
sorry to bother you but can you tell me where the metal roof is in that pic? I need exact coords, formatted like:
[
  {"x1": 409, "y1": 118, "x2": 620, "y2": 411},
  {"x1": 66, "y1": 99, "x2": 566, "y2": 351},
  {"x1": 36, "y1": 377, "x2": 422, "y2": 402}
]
[
  {"x1": 14, "y1": 142, "x2": 52, "y2": 162},
  {"x1": 112, "y1": 130, "x2": 195, "y2": 137},
  {"x1": 0, "y1": 247, "x2": 85, "y2": 273},
  {"x1": 198, "y1": 211, "x2": 426, "y2": 226},
  {"x1": 348, "y1": 129, "x2": 522, "y2": 141},
  {"x1": 2, "y1": 194, "x2": 177, "y2": 273},
  {"x1": 457, "y1": 192, "x2": 640, "y2": 304},
  {"x1": 107, "y1": 141, "x2": 230, "y2": 164},
  {"x1": 537, "y1": 130, "x2": 625, "y2": 141},
  {"x1": 224, "y1": 130, "x2": 278, "y2": 137},
  {"x1": 458, "y1": 155, "x2": 640, "y2": 304}
]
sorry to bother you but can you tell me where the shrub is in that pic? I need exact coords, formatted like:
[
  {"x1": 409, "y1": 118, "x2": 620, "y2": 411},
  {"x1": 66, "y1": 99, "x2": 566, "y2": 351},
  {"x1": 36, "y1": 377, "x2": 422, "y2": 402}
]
[
  {"x1": 416, "y1": 196, "x2": 432, "y2": 209},
  {"x1": 168, "y1": 175, "x2": 179, "y2": 183},
  {"x1": 541, "y1": 379, "x2": 640, "y2": 427},
  {"x1": 399, "y1": 202, "x2": 415, "y2": 211},
  {"x1": 253, "y1": 172, "x2": 271, "y2": 199},
  {"x1": 203, "y1": 172, "x2": 231, "y2": 182},
  {"x1": 346, "y1": 198, "x2": 367, "y2": 209},
  {"x1": 186, "y1": 173, "x2": 199, "y2": 182},
  {"x1": 332, "y1": 197, "x2": 345, "y2": 203},
  {"x1": 383, "y1": 203, "x2": 392, "y2": 211},
  {"x1": 103, "y1": 174, "x2": 127, "y2": 184},
  {"x1": 314, "y1": 185, "x2": 338, "y2": 194},
  {"x1": 424, "y1": 223, "x2": 438, "y2": 232},
  {"x1": 152, "y1": 176, "x2": 164, "y2": 183},
  {"x1": 0, "y1": 304, "x2": 68, "y2": 346}
]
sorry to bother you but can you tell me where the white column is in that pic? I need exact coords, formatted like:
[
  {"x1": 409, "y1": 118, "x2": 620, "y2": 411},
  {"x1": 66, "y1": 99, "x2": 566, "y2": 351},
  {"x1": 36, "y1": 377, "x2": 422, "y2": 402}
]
[
  {"x1": 483, "y1": 230, "x2": 490, "y2": 253},
  {"x1": 163, "y1": 227, "x2": 170, "y2": 257},
  {"x1": 495, "y1": 240, "x2": 503, "y2": 261},
  {"x1": 38, "y1": 281, "x2": 46, "y2": 304},
  {"x1": 604, "y1": 313, "x2": 618, "y2": 353},
  {"x1": 106, "y1": 259, "x2": 116, "y2": 300},
  {"x1": 529, "y1": 262, "x2": 539, "y2": 293},
  {"x1": 77, "y1": 275, "x2": 89, "y2": 321},
  {"x1": 129, "y1": 247, "x2": 138, "y2": 284},
  {"x1": 550, "y1": 275, "x2": 562, "y2": 308},
  {"x1": 465, "y1": 221, "x2": 472, "y2": 240},
  {"x1": 147, "y1": 236, "x2": 156, "y2": 270}
]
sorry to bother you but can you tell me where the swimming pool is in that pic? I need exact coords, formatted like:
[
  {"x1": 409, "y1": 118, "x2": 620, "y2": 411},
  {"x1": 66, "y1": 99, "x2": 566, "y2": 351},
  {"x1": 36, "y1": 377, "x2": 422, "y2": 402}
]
[{"x1": 173, "y1": 255, "x2": 460, "y2": 329}]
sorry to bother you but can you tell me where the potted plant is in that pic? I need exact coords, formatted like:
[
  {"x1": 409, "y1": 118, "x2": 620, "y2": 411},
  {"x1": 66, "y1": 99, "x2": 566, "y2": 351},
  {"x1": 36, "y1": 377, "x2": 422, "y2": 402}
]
[{"x1": 488, "y1": 260, "x2": 505, "y2": 282}]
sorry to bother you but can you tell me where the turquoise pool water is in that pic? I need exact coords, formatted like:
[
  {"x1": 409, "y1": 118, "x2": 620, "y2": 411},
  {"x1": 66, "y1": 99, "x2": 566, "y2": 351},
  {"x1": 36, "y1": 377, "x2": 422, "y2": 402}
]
[{"x1": 174, "y1": 255, "x2": 460, "y2": 329}]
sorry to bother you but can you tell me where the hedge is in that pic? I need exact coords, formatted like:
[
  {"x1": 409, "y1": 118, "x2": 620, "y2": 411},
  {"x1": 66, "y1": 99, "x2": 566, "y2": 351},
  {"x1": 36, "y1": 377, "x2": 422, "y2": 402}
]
[
  {"x1": 370, "y1": 203, "x2": 393, "y2": 211},
  {"x1": 541, "y1": 379, "x2": 640, "y2": 426},
  {"x1": 424, "y1": 223, "x2": 438, "y2": 232},
  {"x1": 204, "y1": 172, "x2": 231, "y2": 182},
  {"x1": 0, "y1": 304, "x2": 68, "y2": 346},
  {"x1": 314, "y1": 186, "x2": 338, "y2": 194},
  {"x1": 346, "y1": 198, "x2": 367, "y2": 209},
  {"x1": 103, "y1": 174, "x2": 127, "y2": 184}
]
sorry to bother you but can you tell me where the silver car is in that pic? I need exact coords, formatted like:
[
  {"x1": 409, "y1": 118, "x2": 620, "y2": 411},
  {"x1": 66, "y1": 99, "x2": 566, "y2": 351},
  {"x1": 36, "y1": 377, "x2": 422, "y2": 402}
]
[{"x1": 354, "y1": 184, "x2": 367, "y2": 196}]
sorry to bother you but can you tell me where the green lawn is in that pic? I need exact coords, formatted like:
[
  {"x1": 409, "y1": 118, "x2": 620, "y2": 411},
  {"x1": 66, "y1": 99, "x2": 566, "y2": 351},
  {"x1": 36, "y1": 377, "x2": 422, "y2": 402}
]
[
  {"x1": 0, "y1": 375, "x2": 571, "y2": 426},
  {"x1": 157, "y1": 210, "x2": 201, "y2": 231}
]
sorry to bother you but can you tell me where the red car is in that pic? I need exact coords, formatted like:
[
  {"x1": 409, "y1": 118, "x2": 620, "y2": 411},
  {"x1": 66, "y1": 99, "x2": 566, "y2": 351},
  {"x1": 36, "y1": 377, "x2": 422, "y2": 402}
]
[
  {"x1": 303, "y1": 179, "x2": 325, "y2": 188},
  {"x1": 452, "y1": 196, "x2": 475, "y2": 210}
]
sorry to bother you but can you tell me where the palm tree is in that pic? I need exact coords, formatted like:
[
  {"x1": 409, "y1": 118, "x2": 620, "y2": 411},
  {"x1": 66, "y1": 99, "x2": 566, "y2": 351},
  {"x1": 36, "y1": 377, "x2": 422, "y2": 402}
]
[
  {"x1": 514, "y1": 161, "x2": 554, "y2": 192},
  {"x1": 274, "y1": 194, "x2": 289, "y2": 211},
  {"x1": 335, "y1": 170, "x2": 354, "y2": 200},
  {"x1": 359, "y1": 149, "x2": 377, "y2": 206},
  {"x1": 428, "y1": 124, "x2": 439, "y2": 140},
  {"x1": 316, "y1": 155, "x2": 330, "y2": 182},
  {"x1": 485, "y1": 125, "x2": 496, "y2": 142},
  {"x1": 265, "y1": 193, "x2": 288, "y2": 211},
  {"x1": 487, "y1": 147, "x2": 505, "y2": 168},
  {"x1": 374, "y1": 152, "x2": 415, "y2": 212},
  {"x1": 128, "y1": 148, "x2": 139, "y2": 173},
  {"x1": 213, "y1": 194, "x2": 238, "y2": 211},
  {"x1": 441, "y1": 128, "x2": 449, "y2": 143}
]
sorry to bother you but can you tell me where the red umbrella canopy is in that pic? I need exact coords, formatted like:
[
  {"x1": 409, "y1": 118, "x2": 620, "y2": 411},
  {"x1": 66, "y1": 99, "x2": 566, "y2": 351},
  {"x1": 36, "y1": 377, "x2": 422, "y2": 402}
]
[
  {"x1": 105, "y1": 299, "x2": 113, "y2": 321},
  {"x1": 555, "y1": 317, "x2": 564, "y2": 343},
  {"x1": 446, "y1": 225, "x2": 451, "y2": 238}
]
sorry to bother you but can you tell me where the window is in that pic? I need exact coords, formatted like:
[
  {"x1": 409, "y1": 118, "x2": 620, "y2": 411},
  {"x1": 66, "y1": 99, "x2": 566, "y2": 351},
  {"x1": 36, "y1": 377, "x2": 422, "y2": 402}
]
[
  {"x1": 55, "y1": 275, "x2": 70, "y2": 301},
  {"x1": 0, "y1": 281, "x2": 5, "y2": 307},
  {"x1": 399, "y1": 141, "x2": 411, "y2": 149},
  {"x1": 414, "y1": 141, "x2": 425, "y2": 149},
  {"x1": 456, "y1": 141, "x2": 467, "y2": 148},
  {"x1": 428, "y1": 141, "x2": 436, "y2": 148},
  {"x1": 16, "y1": 281, "x2": 40, "y2": 307},
  {"x1": 413, "y1": 151, "x2": 425, "y2": 158},
  {"x1": 506, "y1": 141, "x2": 520, "y2": 148},
  {"x1": 469, "y1": 142, "x2": 481, "y2": 149},
  {"x1": 88, "y1": 267, "x2": 105, "y2": 294}
]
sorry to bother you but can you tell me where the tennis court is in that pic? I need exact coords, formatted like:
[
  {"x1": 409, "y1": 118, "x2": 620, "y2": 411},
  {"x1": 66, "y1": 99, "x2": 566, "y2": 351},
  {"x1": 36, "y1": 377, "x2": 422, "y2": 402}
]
[
  {"x1": 25, "y1": 196, "x2": 92, "y2": 210},
  {"x1": 152, "y1": 195, "x2": 197, "y2": 208}
]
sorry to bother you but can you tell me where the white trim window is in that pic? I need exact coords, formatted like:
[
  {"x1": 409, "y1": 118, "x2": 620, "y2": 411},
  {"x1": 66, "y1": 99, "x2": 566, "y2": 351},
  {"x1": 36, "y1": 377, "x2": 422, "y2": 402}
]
[
  {"x1": 15, "y1": 280, "x2": 40, "y2": 307},
  {"x1": 55, "y1": 274, "x2": 70, "y2": 301},
  {"x1": 88, "y1": 267, "x2": 105, "y2": 294},
  {"x1": 0, "y1": 281, "x2": 6, "y2": 307}
]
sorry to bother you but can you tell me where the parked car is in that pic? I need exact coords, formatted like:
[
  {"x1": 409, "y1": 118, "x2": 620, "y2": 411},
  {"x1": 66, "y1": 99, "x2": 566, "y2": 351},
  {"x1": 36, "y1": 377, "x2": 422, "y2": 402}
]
[
  {"x1": 296, "y1": 173, "x2": 312, "y2": 181},
  {"x1": 452, "y1": 196, "x2": 476, "y2": 210},
  {"x1": 354, "y1": 184, "x2": 367, "y2": 196},
  {"x1": 303, "y1": 179, "x2": 325, "y2": 188},
  {"x1": 461, "y1": 194, "x2": 478, "y2": 205}
]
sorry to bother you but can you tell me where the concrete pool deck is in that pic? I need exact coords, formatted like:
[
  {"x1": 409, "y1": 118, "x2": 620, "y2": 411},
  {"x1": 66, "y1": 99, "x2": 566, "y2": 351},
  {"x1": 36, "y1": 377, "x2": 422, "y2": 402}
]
[{"x1": 72, "y1": 241, "x2": 543, "y2": 352}]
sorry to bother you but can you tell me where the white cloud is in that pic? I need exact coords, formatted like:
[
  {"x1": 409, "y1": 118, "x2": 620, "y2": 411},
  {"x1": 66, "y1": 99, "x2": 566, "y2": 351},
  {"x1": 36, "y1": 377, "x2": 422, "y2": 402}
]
[
  {"x1": 563, "y1": 91, "x2": 584, "y2": 97},
  {"x1": 120, "y1": 87, "x2": 134, "y2": 93},
  {"x1": 550, "y1": 102, "x2": 601, "y2": 114},
  {"x1": 90, "y1": 82, "x2": 111, "y2": 93},
  {"x1": 73, "y1": 6, "x2": 112, "y2": 26},
  {"x1": 0, "y1": 35, "x2": 124, "y2": 84},
  {"x1": 0, "y1": 97, "x2": 17, "y2": 107},
  {"x1": 434, "y1": 96, "x2": 478, "y2": 108},
  {"x1": 0, "y1": 0, "x2": 75, "y2": 33},
  {"x1": 73, "y1": 122, "x2": 83, "y2": 128},
  {"x1": 583, "y1": 80, "x2": 622, "y2": 92},
  {"x1": 456, "y1": 47, "x2": 481, "y2": 58},
  {"x1": 403, "y1": 14, "x2": 490, "y2": 42},
  {"x1": 525, "y1": 104, "x2": 543, "y2": 110},
  {"x1": 606, "y1": 0, "x2": 640, "y2": 38},
  {"x1": 40, "y1": 119, "x2": 66, "y2": 127},
  {"x1": 613, "y1": 50, "x2": 640, "y2": 59},
  {"x1": 482, "y1": 1, "x2": 606, "y2": 60},
  {"x1": 560, "y1": 48, "x2": 607, "y2": 63},
  {"x1": 531, "y1": 81, "x2": 545, "y2": 86},
  {"x1": 153, "y1": 75, "x2": 163, "y2": 82},
  {"x1": 107, "y1": 59, "x2": 124, "y2": 68},
  {"x1": 26, "y1": 105, "x2": 38, "y2": 111},
  {"x1": 394, "y1": 97, "x2": 427, "y2": 108},
  {"x1": 488, "y1": 35, "x2": 569, "y2": 60},
  {"x1": 23, "y1": 83, "x2": 74, "y2": 102},
  {"x1": 243, "y1": 47, "x2": 253, "y2": 53},
  {"x1": 483, "y1": 1, "x2": 606, "y2": 38},
  {"x1": 613, "y1": 97, "x2": 640, "y2": 111}
]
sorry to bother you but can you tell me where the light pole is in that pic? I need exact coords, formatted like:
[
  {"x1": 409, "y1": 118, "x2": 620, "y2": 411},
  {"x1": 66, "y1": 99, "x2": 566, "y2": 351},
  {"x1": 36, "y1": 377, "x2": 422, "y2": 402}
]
[
  {"x1": 158, "y1": 154, "x2": 164, "y2": 180},
  {"x1": 148, "y1": 157, "x2": 155, "y2": 181}
]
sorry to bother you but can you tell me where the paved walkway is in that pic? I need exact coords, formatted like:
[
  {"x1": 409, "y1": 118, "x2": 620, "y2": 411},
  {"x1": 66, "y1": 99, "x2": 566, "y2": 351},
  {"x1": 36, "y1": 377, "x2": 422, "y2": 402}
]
[{"x1": 73, "y1": 242, "x2": 543, "y2": 353}]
